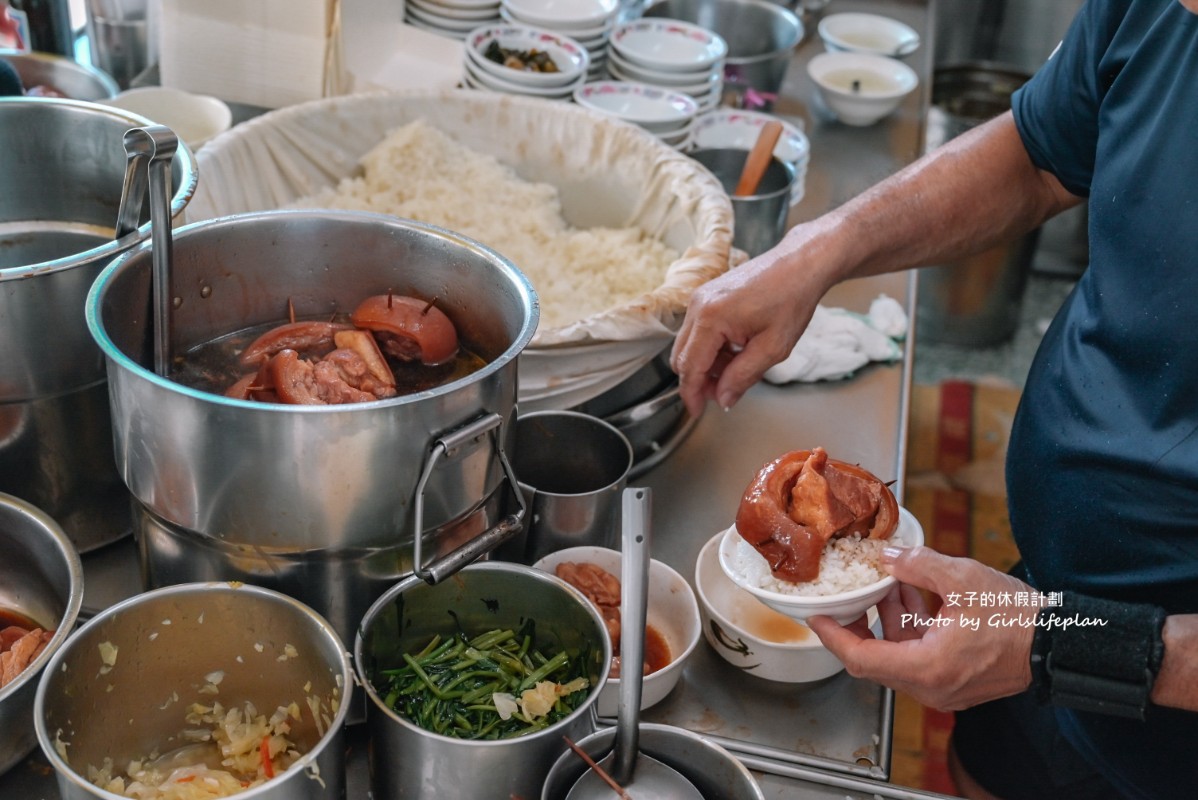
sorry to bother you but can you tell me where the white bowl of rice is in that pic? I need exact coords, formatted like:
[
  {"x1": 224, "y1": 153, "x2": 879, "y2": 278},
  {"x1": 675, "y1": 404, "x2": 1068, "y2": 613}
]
[{"x1": 717, "y1": 506, "x2": 924, "y2": 625}]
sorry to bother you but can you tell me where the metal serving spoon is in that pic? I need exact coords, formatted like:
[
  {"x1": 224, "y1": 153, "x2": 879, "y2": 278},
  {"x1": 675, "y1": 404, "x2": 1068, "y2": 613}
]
[{"x1": 566, "y1": 487, "x2": 704, "y2": 800}]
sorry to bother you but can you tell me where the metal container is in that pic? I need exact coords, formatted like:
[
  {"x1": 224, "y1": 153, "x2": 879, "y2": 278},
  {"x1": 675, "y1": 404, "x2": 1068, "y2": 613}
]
[
  {"x1": 645, "y1": 0, "x2": 803, "y2": 107},
  {"x1": 0, "y1": 49, "x2": 119, "y2": 99},
  {"x1": 0, "y1": 97, "x2": 197, "y2": 552},
  {"x1": 34, "y1": 582, "x2": 352, "y2": 799},
  {"x1": 86, "y1": 210, "x2": 538, "y2": 644},
  {"x1": 0, "y1": 493, "x2": 83, "y2": 777},
  {"x1": 691, "y1": 148, "x2": 794, "y2": 257},
  {"x1": 507, "y1": 410, "x2": 634, "y2": 564},
  {"x1": 917, "y1": 63, "x2": 1037, "y2": 347},
  {"x1": 355, "y1": 561, "x2": 612, "y2": 800},
  {"x1": 541, "y1": 722, "x2": 765, "y2": 800}
]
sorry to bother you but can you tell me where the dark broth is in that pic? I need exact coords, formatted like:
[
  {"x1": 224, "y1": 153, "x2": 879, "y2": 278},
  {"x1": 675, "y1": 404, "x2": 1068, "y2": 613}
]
[
  {"x1": 0, "y1": 607, "x2": 43, "y2": 633},
  {"x1": 170, "y1": 316, "x2": 488, "y2": 400}
]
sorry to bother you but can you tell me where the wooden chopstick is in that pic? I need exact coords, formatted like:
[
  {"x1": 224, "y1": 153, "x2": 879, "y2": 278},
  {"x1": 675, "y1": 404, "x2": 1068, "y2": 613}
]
[{"x1": 562, "y1": 735, "x2": 631, "y2": 799}]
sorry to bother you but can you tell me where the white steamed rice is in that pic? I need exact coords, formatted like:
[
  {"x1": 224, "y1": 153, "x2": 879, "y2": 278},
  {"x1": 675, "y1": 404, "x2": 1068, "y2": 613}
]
[
  {"x1": 730, "y1": 534, "x2": 887, "y2": 597},
  {"x1": 291, "y1": 119, "x2": 680, "y2": 330}
]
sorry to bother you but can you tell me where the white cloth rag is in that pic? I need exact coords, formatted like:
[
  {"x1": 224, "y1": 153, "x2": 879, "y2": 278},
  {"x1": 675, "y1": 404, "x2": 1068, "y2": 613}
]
[{"x1": 763, "y1": 294, "x2": 908, "y2": 385}]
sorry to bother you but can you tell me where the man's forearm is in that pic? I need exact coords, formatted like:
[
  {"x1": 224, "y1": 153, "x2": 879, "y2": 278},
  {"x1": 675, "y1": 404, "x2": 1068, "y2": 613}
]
[{"x1": 778, "y1": 110, "x2": 1083, "y2": 293}]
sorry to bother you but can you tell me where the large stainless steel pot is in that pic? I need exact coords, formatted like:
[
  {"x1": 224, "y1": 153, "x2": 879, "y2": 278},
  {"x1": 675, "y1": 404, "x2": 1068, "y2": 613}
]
[
  {"x1": 34, "y1": 582, "x2": 353, "y2": 800},
  {"x1": 85, "y1": 210, "x2": 538, "y2": 644},
  {"x1": 354, "y1": 561, "x2": 611, "y2": 800},
  {"x1": 0, "y1": 97, "x2": 197, "y2": 552}
]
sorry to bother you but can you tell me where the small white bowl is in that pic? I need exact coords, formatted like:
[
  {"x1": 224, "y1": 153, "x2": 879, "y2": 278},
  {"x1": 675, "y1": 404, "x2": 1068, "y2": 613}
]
[
  {"x1": 818, "y1": 12, "x2": 920, "y2": 58},
  {"x1": 411, "y1": 4, "x2": 492, "y2": 31},
  {"x1": 573, "y1": 80, "x2": 698, "y2": 125},
  {"x1": 532, "y1": 545, "x2": 702, "y2": 717},
  {"x1": 610, "y1": 18, "x2": 727, "y2": 74},
  {"x1": 500, "y1": 5, "x2": 614, "y2": 39},
  {"x1": 502, "y1": 0, "x2": 617, "y2": 29},
  {"x1": 464, "y1": 56, "x2": 583, "y2": 97},
  {"x1": 806, "y1": 51, "x2": 918, "y2": 126},
  {"x1": 411, "y1": 0, "x2": 501, "y2": 20},
  {"x1": 606, "y1": 45, "x2": 720, "y2": 87},
  {"x1": 718, "y1": 506, "x2": 924, "y2": 625},
  {"x1": 466, "y1": 23, "x2": 590, "y2": 87},
  {"x1": 605, "y1": 63, "x2": 716, "y2": 102},
  {"x1": 695, "y1": 531, "x2": 845, "y2": 683},
  {"x1": 101, "y1": 87, "x2": 232, "y2": 150}
]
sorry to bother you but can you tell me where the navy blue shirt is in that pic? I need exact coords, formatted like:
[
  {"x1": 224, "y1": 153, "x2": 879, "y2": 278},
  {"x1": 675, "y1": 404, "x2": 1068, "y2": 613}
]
[{"x1": 1008, "y1": 0, "x2": 1198, "y2": 795}]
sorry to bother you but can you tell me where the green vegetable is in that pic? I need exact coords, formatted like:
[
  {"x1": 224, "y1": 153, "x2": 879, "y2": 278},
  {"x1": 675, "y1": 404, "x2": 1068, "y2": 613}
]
[{"x1": 376, "y1": 622, "x2": 591, "y2": 740}]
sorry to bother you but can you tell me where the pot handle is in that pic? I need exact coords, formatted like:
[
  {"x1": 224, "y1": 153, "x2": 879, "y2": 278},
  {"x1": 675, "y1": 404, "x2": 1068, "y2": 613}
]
[{"x1": 410, "y1": 412, "x2": 526, "y2": 585}]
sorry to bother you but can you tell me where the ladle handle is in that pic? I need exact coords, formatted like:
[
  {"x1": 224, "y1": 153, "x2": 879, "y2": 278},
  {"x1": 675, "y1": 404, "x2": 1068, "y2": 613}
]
[
  {"x1": 121, "y1": 126, "x2": 178, "y2": 377},
  {"x1": 611, "y1": 486, "x2": 651, "y2": 785}
]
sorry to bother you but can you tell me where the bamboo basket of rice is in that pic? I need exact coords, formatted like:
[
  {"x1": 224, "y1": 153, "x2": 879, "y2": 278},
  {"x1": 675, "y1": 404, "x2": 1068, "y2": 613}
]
[{"x1": 186, "y1": 89, "x2": 736, "y2": 411}]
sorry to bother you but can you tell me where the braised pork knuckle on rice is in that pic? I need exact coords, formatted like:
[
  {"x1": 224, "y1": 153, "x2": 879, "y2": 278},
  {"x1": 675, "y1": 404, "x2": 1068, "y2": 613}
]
[{"x1": 736, "y1": 447, "x2": 899, "y2": 583}]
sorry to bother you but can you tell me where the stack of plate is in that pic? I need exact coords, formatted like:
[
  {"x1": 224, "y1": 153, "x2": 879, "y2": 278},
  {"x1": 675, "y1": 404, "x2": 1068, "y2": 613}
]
[
  {"x1": 690, "y1": 109, "x2": 811, "y2": 205},
  {"x1": 605, "y1": 18, "x2": 726, "y2": 115},
  {"x1": 406, "y1": 0, "x2": 502, "y2": 40},
  {"x1": 573, "y1": 80, "x2": 698, "y2": 149},
  {"x1": 500, "y1": 0, "x2": 619, "y2": 81},
  {"x1": 462, "y1": 23, "x2": 590, "y2": 100}
]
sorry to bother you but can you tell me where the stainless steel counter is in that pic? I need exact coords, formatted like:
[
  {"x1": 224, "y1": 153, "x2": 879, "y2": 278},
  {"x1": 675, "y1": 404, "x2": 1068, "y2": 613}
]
[{"x1": 1, "y1": 1, "x2": 957, "y2": 797}]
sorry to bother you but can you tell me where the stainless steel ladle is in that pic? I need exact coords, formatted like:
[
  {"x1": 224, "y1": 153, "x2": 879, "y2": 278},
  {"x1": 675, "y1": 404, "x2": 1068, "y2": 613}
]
[
  {"x1": 114, "y1": 124, "x2": 177, "y2": 377},
  {"x1": 566, "y1": 487, "x2": 704, "y2": 800}
]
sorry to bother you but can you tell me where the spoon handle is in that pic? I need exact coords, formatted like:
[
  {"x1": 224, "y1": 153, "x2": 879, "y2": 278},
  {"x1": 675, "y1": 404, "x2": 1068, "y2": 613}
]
[
  {"x1": 733, "y1": 120, "x2": 783, "y2": 197},
  {"x1": 611, "y1": 487, "x2": 651, "y2": 785}
]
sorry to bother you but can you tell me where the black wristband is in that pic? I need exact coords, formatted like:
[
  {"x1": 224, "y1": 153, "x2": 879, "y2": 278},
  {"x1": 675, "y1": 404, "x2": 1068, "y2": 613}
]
[{"x1": 1029, "y1": 591, "x2": 1166, "y2": 721}]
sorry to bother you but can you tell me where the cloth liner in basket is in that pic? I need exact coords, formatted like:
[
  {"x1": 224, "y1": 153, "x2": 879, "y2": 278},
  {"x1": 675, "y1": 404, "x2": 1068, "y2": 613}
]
[{"x1": 188, "y1": 88, "x2": 737, "y2": 410}]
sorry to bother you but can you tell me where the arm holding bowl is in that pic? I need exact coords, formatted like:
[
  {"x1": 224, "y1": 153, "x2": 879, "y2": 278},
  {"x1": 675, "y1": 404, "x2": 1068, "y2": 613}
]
[{"x1": 808, "y1": 547, "x2": 1198, "y2": 717}]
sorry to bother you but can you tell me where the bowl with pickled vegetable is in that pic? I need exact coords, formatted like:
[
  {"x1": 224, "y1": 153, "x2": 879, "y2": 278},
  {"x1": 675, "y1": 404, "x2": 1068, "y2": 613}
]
[{"x1": 354, "y1": 561, "x2": 611, "y2": 800}]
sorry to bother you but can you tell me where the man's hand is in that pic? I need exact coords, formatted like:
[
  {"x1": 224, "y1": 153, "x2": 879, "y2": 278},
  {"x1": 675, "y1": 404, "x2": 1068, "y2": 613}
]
[
  {"x1": 670, "y1": 229, "x2": 835, "y2": 416},
  {"x1": 808, "y1": 546, "x2": 1036, "y2": 711}
]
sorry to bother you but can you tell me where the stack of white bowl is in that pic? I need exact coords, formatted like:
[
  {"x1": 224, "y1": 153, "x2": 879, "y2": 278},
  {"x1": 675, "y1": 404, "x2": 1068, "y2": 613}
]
[
  {"x1": 406, "y1": 0, "x2": 503, "y2": 40},
  {"x1": 573, "y1": 79, "x2": 698, "y2": 149},
  {"x1": 500, "y1": 0, "x2": 619, "y2": 81},
  {"x1": 690, "y1": 109, "x2": 811, "y2": 205},
  {"x1": 462, "y1": 23, "x2": 590, "y2": 100},
  {"x1": 605, "y1": 18, "x2": 726, "y2": 115}
]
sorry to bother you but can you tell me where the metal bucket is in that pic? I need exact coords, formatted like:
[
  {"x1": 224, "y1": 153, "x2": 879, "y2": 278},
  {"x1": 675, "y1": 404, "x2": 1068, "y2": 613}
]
[
  {"x1": 85, "y1": 210, "x2": 538, "y2": 644},
  {"x1": 354, "y1": 561, "x2": 611, "y2": 800},
  {"x1": 34, "y1": 582, "x2": 353, "y2": 800},
  {"x1": 916, "y1": 63, "x2": 1036, "y2": 347},
  {"x1": 0, "y1": 97, "x2": 197, "y2": 552}
]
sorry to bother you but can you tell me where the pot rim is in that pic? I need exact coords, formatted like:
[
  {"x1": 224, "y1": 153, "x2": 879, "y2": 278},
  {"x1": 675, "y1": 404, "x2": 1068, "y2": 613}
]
[
  {"x1": 354, "y1": 561, "x2": 612, "y2": 747},
  {"x1": 0, "y1": 96, "x2": 199, "y2": 282},
  {"x1": 0, "y1": 492, "x2": 84, "y2": 704},
  {"x1": 84, "y1": 208, "x2": 541, "y2": 413},
  {"x1": 32, "y1": 581, "x2": 355, "y2": 799}
]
